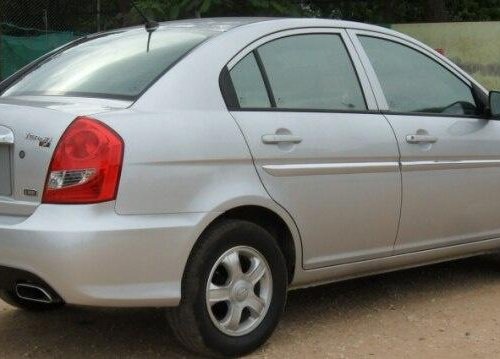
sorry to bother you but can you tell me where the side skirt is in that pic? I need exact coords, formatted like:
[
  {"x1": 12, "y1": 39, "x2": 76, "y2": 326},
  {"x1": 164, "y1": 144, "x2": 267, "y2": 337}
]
[{"x1": 290, "y1": 236, "x2": 500, "y2": 290}]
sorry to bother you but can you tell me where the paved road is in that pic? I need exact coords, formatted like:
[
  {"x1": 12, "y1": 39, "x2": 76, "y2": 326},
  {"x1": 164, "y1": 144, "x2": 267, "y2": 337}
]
[{"x1": 1, "y1": 256, "x2": 500, "y2": 358}]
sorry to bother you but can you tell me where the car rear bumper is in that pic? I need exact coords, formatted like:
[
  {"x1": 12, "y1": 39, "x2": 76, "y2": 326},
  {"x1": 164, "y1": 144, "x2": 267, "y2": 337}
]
[{"x1": 0, "y1": 202, "x2": 217, "y2": 307}]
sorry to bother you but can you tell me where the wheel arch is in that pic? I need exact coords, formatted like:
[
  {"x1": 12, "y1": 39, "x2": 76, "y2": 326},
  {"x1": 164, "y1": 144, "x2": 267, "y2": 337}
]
[
  {"x1": 190, "y1": 205, "x2": 301, "y2": 285},
  {"x1": 220, "y1": 206, "x2": 297, "y2": 284}
]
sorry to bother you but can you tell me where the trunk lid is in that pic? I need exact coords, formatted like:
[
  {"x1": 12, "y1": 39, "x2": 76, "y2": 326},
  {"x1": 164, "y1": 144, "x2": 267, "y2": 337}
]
[{"x1": 0, "y1": 96, "x2": 130, "y2": 217}]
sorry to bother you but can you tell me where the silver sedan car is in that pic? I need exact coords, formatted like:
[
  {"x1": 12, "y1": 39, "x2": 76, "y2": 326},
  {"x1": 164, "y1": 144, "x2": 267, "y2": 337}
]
[{"x1": 1, "y1": 17, "x2": 500, "y2": 357}]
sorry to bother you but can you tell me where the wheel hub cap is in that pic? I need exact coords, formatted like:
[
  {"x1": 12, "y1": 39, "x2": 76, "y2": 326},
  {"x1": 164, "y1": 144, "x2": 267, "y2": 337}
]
[
  {"x1": 233, "y1": 282, "x2": 250, "y2": 302},
  {"x1": 205, "y1": 246, "x2": 273, "y2": 337}
]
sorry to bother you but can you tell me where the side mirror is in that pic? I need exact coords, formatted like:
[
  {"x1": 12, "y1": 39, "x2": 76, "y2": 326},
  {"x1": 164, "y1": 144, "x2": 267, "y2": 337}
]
[{"x1": 490, "y1": 91, "x2": 500, "y2": 118}]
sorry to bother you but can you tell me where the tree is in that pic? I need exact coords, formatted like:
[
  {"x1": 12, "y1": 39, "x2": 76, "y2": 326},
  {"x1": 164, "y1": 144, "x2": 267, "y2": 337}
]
[
  {"x1": 422, "y1": 0, "x2": 448, "y2": 22},
  {"x1": 131, "y1": 0, "x2": 309, "y2": 20}
]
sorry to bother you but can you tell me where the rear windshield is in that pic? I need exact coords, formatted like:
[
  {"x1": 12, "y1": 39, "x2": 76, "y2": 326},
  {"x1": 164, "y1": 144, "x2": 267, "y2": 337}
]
[{"x1": 1, "y1": 28, "x2": 211, "y2": 100}]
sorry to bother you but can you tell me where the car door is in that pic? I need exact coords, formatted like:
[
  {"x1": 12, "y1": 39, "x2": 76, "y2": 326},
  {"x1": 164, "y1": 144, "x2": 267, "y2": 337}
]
[
  {"x1": 223, "y1": 28, "x2": 401, "y2": 269},
  {"x1": 350, "y1": 30, "x2": 500, "y2": 254}
]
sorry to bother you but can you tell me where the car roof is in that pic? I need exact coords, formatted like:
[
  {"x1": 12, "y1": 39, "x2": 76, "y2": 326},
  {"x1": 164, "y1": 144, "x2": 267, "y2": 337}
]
[
  {"x1": 154, "y1": 17, "x2": 391, "y2": 35},
  {"x1": 157, "y1": 17, "x2": 274, "y2": 32},
  {"x1": 105, "y1": 17, "x2": 397, "y2": 46}
]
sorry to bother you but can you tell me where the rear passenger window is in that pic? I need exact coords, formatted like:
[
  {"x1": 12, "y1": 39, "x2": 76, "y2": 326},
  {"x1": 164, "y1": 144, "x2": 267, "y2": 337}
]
[
  {"x1": 257, "y1": 34, "x2": 366, "y2": 111},
  {"x1": 230, "y1": 53, "x2": 271, "y2": 108},
  {"x1": 359, "y1": 36, "x2": 478, "y2": 116}
]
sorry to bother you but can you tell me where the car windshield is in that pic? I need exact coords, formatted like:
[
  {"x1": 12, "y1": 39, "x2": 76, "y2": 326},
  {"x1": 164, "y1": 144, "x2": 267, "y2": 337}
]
[{"x1": 1, "y1": 27, "x2": 212, "y2": 100}]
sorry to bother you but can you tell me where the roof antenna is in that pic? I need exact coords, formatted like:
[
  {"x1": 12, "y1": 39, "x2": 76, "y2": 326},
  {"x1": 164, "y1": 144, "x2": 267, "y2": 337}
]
[{"x1": 131, "y1": 1, "x2": 159, "y2": 52}]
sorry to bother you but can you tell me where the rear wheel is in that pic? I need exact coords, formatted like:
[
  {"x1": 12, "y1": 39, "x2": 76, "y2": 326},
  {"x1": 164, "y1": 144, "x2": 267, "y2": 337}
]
[
  {"x1": 167, "y1": 220, "x2": 288, "y2": 358},
  {"x1": 0, "y1": 289, "x2": 63, "y2": 311}
]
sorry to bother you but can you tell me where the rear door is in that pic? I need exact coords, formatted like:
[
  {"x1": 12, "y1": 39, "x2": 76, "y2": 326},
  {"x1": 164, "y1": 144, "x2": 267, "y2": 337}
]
[
  {"x1": 350, "y1": 30, "x2": 500, "y2": 253},
  {"x1": 225, "y1": 28, "x2": 401, "y2": 269}
]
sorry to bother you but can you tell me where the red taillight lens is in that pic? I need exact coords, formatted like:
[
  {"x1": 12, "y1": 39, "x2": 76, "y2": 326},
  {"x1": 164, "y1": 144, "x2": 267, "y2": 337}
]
[{"x1": 42, "y1": 116, "x2": 124, "y2": 204}]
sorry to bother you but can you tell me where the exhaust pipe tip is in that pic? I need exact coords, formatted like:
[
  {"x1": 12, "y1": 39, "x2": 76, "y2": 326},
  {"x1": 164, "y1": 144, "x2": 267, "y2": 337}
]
[{"x1": 15, "y1": 283, "x2": 54, "y2": 304}]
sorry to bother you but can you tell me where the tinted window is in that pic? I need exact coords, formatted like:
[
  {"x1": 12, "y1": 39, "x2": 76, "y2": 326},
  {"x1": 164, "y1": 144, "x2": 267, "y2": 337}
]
[
  {"x1": 230, "y1": 53, "x2": 270, "y2": 108},
  {"x1": 2, "y1": 29, "x2": 211, "y2": 99},
  {"x1": 257, "y1": 34, "x2": 366, "y2": 111},
  {"x1": 359, "y1": 36, "x2": 477, "y2": 115}
]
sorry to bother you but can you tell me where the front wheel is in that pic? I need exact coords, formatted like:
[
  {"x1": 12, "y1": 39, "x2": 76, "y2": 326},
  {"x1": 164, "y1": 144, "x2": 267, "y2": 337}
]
[{"x1": 167, "y1": 220, "x2": 288, "y2": 358}]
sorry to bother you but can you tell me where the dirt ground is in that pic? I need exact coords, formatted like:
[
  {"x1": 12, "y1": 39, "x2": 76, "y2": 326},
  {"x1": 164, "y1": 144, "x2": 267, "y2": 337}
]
[{"x1": 1, "y1": 256, "x2": 500, "y2": 359}]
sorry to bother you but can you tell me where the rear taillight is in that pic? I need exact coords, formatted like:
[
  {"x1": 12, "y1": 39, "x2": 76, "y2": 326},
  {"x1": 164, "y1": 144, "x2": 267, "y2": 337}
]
[{"x1": 42, "y1": 116, "x2": 124, "y2": 204}]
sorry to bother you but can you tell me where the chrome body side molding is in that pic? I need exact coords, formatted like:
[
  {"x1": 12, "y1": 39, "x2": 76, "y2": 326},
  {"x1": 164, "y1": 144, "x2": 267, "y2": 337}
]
[
  {"x1": 262, "y1": 162, "x2": 399, "y2": 177},
  {"x1": 401, "y1": 159, "x2": 500, "y2": 171},
  {"x1": 262, "y1": 159, "x2": 500, "y2": 177}
]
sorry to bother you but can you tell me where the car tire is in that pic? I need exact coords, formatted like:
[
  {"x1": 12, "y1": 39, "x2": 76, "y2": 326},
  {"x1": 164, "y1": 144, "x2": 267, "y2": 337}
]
[
  {"x1": 0, "y1": 289, "x2": 63, "y2": 311},
  {"x1": 167, "y1": 219, "x2": 288, "y2": 358}
]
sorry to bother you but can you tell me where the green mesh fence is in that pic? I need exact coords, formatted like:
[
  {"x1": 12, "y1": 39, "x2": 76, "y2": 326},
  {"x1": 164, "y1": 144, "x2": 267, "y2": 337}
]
[{"x1": 1, "y1": 29, "x2": 80, "y2": 80}]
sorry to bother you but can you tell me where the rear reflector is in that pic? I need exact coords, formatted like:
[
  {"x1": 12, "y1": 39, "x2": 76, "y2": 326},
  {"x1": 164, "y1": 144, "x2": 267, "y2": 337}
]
[{"x1": 42, "y1": 116, "x2": 124, "y2": 204}]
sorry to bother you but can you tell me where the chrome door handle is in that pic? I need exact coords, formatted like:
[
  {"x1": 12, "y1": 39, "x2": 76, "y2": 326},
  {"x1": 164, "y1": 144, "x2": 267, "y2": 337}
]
[
  {"x1": 262, "y1": 134, "x2": 302, "y2": 145},
  {"x1": 406, "y1": 134, "x2": 438, "y2": 144}
]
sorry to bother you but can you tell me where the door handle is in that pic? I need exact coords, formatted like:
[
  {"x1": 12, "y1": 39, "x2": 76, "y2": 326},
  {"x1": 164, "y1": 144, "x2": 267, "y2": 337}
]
[
  {"x1": 262, "y1": 134, "x2": 302, "y2": 145},
  {"x1": 406, "y1": 134, "x2": 438, "y2": 144}
]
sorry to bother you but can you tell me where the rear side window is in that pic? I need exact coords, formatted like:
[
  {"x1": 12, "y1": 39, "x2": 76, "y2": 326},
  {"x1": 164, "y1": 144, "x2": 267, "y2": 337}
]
[
  {"x1": 1, "y1": 29, "x2": 211, "y2": 100},
  {"x1": 228, "y1": 33, "x2": 366, "y2": 111},
  {"x1": 258, "y1": 34, "x2": 366, "y2": 111},
  {"x1": 230, "y1": 53, "x2": 271, "y2": 108},
  {"x1": 359, "y1": 36, "x2": 477, "y2": 116}
]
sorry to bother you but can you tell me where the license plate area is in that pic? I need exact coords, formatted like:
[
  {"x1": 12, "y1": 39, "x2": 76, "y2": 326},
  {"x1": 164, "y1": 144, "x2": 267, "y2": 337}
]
[{"x1": 0, "y1": 145, "x2": 12, "y2": 196}]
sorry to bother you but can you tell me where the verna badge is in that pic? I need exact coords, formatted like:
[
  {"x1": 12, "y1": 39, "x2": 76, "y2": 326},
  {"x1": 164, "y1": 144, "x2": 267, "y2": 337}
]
[{"x1": 26, "y1": 133, "x2": 52, "y2": 148}]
